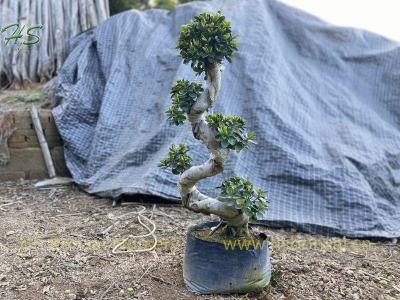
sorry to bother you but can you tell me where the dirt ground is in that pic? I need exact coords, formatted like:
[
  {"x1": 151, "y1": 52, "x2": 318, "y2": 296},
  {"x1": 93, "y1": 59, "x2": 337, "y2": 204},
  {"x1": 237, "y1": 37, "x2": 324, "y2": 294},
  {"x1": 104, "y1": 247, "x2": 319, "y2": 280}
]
[
  {"x1": 0, "y1": 181, "x2": 399, "y2": 300},
  {"x1": 0, "y1": 85, "x2": 50, "y2": 109}
]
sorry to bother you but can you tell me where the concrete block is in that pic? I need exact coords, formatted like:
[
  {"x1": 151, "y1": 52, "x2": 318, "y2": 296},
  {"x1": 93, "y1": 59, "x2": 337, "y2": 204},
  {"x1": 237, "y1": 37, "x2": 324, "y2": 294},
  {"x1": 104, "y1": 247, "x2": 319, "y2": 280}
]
[
  {"x1": 0, "y1": 171, "x2": 26, "y2": 181},
  {"x1": 12, "y1": 109, "x2": 58, "y2": 130},
  {"x1": 0, "y1": 108, "x2": 68, "y2": 181},
  {"x1": 6, "y1": 148, "x2": 46, "y2": 171}
]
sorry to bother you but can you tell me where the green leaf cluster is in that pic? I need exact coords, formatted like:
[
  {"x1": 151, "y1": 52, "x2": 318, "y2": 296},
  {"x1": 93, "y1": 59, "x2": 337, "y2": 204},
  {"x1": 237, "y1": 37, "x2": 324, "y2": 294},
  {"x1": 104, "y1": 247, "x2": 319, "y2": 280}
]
[
  {"x1": 177, "y1": 11, "x2": 238, "y2": 75},
  {"x1": 154, "y1": 0, "x2": 178, "y2": 10},
  {"x1": 109, "y1": 0, "x2": 142, "y2": 15},
  {"x1": 166, "y1": 80, "x2": 203, "y2": 125},
  {"x1": 205, "y1": 113, "x2": 254, "y2": 151},
  {"x1": 219, "y1": 176, "x2": 268, "y2": 220},
  {"x1": 159, "y1": 144, "x2": 192, "y2": 174},
  {"x1": 109, "y1": 0, "x2": 196, "y2": 15}
]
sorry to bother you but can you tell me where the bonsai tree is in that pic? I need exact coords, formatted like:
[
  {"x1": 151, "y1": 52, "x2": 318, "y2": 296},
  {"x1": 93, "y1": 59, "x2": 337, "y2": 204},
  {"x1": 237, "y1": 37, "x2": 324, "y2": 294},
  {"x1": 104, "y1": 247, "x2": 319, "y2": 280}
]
[{"x1": 160, "y1": 11, "x2": 268, "y2": 238}]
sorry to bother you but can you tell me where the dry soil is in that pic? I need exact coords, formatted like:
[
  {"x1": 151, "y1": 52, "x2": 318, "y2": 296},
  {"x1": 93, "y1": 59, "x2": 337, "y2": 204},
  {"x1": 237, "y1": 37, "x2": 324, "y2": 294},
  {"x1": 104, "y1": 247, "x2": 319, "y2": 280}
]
[{"x1": 0, "y1": 181, "x2": 399, "y2": 300}]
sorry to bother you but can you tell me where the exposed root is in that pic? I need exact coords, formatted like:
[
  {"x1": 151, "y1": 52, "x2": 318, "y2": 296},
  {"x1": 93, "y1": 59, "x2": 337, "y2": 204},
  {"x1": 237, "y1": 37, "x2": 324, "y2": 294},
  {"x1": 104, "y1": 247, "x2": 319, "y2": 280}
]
[{"x1": 209, "y1": 220, "x2": 225, "y2": 236}]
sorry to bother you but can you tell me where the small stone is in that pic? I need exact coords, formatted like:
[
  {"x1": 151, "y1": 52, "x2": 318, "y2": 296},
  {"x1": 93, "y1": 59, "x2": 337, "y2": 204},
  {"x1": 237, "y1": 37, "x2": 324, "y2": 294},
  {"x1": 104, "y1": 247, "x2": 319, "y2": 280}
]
[
  {"x1": 18, "y1": 252, "x2": 33, "y2": 259},
  {"x1": 42, "y1": 285, "x2": 50, "y2": 294},
  {"x1": 67, "y1": 293, "x2": 76, "y2": 299},
  {"x1": 346, "y1": 270, "x2": 354, "y2": 275},
  {"x1": 127, "y1": 287, "x2": 134, "y2": 292},
  {"x1": 119, "y1": 289, "x2": 125, "y2": 295},
  {"x1": 6, "y1": 231, "x2": 15, "y2": 236}
]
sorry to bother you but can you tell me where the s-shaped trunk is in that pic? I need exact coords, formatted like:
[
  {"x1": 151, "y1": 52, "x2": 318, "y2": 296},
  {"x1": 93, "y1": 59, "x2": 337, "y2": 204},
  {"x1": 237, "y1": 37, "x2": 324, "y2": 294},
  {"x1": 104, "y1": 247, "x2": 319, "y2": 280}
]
[{"x1": 178, "y1": 63, "x2": 249, "y2": 233}]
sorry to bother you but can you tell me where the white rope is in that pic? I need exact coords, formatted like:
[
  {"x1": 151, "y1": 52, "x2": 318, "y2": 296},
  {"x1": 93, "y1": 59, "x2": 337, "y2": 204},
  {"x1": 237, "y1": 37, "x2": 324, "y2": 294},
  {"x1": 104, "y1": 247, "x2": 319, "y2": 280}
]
[{"x1": 109, "y1": 205, "x2": 158, "y2": 254}]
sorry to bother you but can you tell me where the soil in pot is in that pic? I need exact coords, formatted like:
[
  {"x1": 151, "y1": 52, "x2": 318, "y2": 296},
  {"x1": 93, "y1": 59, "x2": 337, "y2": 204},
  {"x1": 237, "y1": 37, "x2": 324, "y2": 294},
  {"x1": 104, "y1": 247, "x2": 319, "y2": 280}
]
[{"x1": 192, "y1": 224, "x2": 267, "y2": 250}]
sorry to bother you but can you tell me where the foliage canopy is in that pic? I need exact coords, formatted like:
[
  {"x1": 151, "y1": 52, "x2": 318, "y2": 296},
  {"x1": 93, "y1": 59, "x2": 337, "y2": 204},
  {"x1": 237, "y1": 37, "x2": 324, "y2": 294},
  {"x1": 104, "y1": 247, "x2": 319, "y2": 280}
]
[
  {"x1": 219, "y1": 176, "x2": 268, "y2": 220},
  {"x1": 159, "y1": 144, "x2": 192, "y2": 174},
  {"x1": 177, "y1": 11, "x2": 238, "y2": 75},
  {"x1": 206, "y1": 113, "x2": 254, "y2": 152},
  {"x1": 109, "y1": 0, "x2": 195, "y2": 15},
  {"x1": 166, "y1": 80, "x2": 204, "y2": 125},
  {"x1": 109, "y1": 0, "x2": 142, "y2": 15}
]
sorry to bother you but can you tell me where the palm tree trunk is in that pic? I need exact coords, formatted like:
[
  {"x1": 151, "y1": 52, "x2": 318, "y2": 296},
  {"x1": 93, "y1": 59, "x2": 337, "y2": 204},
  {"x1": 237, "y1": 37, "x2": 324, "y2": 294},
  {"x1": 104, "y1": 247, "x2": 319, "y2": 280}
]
[{"x1": 0, "y1": 0, "x2": 109, "y2": 89}]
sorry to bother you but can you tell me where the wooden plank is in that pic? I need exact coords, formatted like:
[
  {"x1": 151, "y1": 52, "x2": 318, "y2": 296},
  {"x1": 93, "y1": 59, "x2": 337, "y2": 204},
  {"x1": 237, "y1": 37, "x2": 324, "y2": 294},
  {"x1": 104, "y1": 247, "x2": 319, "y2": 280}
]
[{"x1": 30, "y1": 105, "x2": 56, "y2": 178}]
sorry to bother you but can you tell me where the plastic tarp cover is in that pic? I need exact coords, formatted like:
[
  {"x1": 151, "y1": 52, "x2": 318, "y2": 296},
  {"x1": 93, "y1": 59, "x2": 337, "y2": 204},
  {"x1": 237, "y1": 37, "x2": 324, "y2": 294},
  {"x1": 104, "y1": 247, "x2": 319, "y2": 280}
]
[{"x1": 53, "y1": 0, "x2": 400, "y2": 238}]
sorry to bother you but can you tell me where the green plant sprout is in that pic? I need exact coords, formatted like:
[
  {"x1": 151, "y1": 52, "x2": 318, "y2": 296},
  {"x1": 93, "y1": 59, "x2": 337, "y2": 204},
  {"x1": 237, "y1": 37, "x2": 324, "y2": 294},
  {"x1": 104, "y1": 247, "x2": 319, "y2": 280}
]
[
  {"x1": 159, "y1": 144, "x2": 192, "y2": 174},
  {"x1": 167, "y1": 80, "x2": 203, "y2": 125},
  {"x1": 206, "y1": 113, "x2": 255, "y2": 151},
  {"x1": 159, "y1": 11, "x2": 268, "y2": 238}
]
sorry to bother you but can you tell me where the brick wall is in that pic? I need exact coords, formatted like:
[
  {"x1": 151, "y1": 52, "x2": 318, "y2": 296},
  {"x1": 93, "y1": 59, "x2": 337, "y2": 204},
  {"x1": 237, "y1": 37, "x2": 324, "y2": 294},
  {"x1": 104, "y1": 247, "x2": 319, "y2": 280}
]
[{"x1": 0, "y1": 109, "x2": 69, "y2": 181}]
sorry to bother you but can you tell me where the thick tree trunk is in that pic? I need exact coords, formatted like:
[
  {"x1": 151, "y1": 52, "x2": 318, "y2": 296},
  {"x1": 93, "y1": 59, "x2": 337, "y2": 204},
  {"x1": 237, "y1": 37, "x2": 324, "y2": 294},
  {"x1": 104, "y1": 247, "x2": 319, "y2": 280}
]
[
  {"x1": 179, "y1": 63, "x2": 249, "y2": 233},
  {"x1": 0, "y1": 0, "x2": 109, "y2": 89}
]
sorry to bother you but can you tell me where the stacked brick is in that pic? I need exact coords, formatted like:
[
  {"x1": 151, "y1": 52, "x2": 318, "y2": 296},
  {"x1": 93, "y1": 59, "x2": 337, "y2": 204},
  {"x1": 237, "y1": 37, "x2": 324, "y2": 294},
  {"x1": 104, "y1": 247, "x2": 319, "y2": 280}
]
[
  {"x1": 0, "y1": 109, "x2": 69, "y2": 181},
  {"x1": 0, "y1": 109, "x2": 15, "y2": 166}
]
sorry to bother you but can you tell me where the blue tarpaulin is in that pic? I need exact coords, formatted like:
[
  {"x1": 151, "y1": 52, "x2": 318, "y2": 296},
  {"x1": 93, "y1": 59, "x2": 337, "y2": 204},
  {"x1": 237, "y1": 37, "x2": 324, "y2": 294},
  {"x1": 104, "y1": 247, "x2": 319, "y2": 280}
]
[{"x1": 53, "y1": 0, "x2": 400, "y2": 238}]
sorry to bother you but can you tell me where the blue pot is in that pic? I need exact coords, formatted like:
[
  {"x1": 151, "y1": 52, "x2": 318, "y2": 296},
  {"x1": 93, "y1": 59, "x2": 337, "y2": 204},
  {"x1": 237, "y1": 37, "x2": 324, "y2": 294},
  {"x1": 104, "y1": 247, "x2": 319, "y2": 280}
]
[{"x1": 183, "y1": 221, "x2": 271, "y2": 294}]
